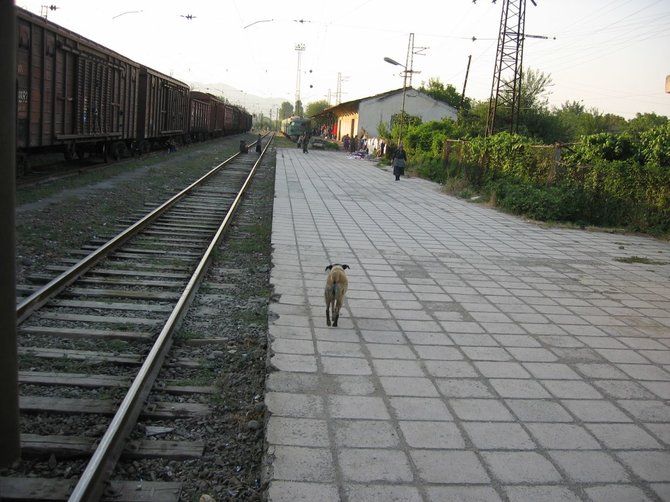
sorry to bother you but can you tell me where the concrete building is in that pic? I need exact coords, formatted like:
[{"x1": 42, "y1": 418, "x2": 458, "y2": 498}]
[{"x1": 316, "y1": 87, "x2": 458, "y2": 142}]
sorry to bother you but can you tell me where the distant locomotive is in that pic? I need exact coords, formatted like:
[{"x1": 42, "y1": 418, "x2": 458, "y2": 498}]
[
  {"x1": 281, "y1": 116, "x2": 311, "y2": 140},
  {"x1": 15, "y1": 6, "x2": 252, "y2": 173}
]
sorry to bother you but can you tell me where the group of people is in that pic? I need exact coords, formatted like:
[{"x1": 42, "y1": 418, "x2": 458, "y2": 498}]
[
  {"x1": 341, "y1": 133, "x2": 405, "y2": 181},
  {"x1": 290, "y1": 129, "x2": 408, "y2": 181}
]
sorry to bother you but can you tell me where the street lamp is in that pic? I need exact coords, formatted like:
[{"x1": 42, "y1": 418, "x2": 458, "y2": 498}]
[
  {"x1": 383, "y1": 56, "x2": 408, "y2": 147},
  {"x1": 243, "y1": 18, "x2": 274, "y2": 29},
  {"x1": 112, "y1": 10, "x2": 142, "y2": 19}
]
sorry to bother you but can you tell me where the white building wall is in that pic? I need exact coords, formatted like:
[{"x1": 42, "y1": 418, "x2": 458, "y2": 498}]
[{"x1": 358, "y1": 91, "x2": 457, "y2": 138}]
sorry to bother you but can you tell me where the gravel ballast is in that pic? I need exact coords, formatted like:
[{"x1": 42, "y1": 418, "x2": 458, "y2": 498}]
[{"x1": 10, "y1": 135, "x2": 275, "y2": 501}]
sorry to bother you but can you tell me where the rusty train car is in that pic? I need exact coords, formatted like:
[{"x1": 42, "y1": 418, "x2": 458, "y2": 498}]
[
  {"x1": 188, "y1": 91, "x2": 252, "y2": 143},
  {"x1": 15, "y1": 6, "x2": 252, "y2": 172}
]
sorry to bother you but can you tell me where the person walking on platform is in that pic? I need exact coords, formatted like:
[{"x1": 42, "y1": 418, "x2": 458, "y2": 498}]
[
  {"x1": 392, "y1": 144, "x2": 407, "y2": 181},
  {"x1": 302, "y1": 133, "x2": 309, "y2": 154}
]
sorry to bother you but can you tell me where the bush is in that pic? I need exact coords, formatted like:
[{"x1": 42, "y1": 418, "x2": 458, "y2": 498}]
[
  {"x1": 640, "y1": 123, "x2": 670, "y2": 168},
  {"x1": 486, "y1": 180, "x2": 586, "y2": 222},
  {"x1": 399, "y1": 122, "x2": 669, "y2": 235}
]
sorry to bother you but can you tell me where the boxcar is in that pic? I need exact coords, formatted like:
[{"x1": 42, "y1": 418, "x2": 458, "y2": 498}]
[
  {"x1": 188, "y1": 91, "x2": 226, "y2": 140},
  {"x1": 16, "y1": 6, "x2": 140, "y2": 168},
  {"x1": 222, "y1": 103, "x2": 235, "y2": 136},
  {"x1": 210, "y1": 95, "x2": 227, "y2": 137},
  {"x1": 136, "y1": 65, "x2": 190, "y2": 153},
  {"x1": 188, "y1": 91, "x2": 211, "y2": 142},
  {"x1": 228, "y1": 104, "x2": 252, "y2": 135}
]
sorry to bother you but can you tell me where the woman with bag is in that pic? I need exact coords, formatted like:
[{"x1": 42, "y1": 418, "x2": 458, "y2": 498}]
[{"x1": 392, "y1": 144, "x2": 407, "y2": 181}]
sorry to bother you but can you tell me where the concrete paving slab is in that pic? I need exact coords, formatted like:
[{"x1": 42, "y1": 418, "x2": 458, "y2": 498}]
[{"x1": 265, "y1": 148, "x2": 670, "y2": 501}]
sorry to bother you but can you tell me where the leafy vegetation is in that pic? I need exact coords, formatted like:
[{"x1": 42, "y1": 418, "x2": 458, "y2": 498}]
[{"x1": 399, "y1": 124, "x2": 669, "y2": 236}]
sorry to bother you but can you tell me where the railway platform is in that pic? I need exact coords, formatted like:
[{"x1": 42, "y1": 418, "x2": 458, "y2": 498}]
[{"x1": 265, "y1": 147, "x2": 670, "y2": 502}]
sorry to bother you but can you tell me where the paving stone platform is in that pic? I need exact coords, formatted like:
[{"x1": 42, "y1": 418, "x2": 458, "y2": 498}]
[{"x1": 264, "y1": 147, "x2": 670, "y2": 502}]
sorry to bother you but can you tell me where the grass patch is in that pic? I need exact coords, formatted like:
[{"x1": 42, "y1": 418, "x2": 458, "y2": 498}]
[
  {"x1": 614, "y1": 256, "x2": 669, "y2": 265},
  {"x1": 230, "y1": 305, "x2": 268, "y2": 325},
  {"x1": 273, "y1": 135, "x2": 297, "y2": 148},
  {"x1": 224, "y1": 223, "x2": 272, "y2": 254}
]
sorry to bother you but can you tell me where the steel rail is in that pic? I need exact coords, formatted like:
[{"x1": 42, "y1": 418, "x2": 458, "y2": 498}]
[
  {"x1": 15, "y1": 139, "x2": 263, "y2": 325},
  {"x1": 67, "y1": 133, "x2": 274, "y2": 502}
]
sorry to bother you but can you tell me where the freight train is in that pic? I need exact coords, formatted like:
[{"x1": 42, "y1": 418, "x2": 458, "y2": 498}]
[{"x1": 15, "y1": 7, "x2": 252, "y2": 173}]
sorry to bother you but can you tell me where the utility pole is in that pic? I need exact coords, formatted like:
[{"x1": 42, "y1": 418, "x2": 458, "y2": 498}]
[
  {"x1": 294, "y1": 43, "x2": 305, "y2": 114},
  {"x1": 485, "y1": 0, "x2": 537, "y2": 136},
  {"x1": 405, "y1": 34, "x2": 428, "y2": 88},
  {"x1": 40, "y1": 4, "x2": 58, "y2": 19},
  {"x1": 384, "y1": 33, "x2": 425, "y2": 146},
  {"x1": 336, "y1": 73, "x2": 342, "y2": 104},
  {"x1": 336, "y1": 72, "x2": 349, "y2": 104},
  {"x1": 460, "y1": 54, "x2": 472, "y2": 111}
]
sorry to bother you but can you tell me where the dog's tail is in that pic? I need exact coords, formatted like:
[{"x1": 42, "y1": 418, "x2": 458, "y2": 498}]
[
  {"x1": 332, "y1": 283, "x2": 347, "y2": 298},
  {"x1": 326, "y1": 283, "x2": 339, "y2": 297}
]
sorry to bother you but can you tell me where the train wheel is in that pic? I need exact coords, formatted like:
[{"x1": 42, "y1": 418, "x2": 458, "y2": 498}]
[
  {"x1": 64, "y1": 143, "x2": 76, "y2": 161},
  {"x1": 140, "y1": 140, "x2": 150, "y2": 154},
  {"x1": 17, "y1": 152, "x2": 30, "y2": 176},
  {"x1": 110, "y1": 142, "x2": 123, "y2": 160}
]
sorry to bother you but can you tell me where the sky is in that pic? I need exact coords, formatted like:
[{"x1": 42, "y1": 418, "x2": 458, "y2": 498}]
[{"x1": 16, "y1": 0, "x2": 670, "y2": 119}]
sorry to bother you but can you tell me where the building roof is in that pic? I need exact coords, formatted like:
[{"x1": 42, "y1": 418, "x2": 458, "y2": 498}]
[
  {"x1": 313, "y1": 88, "x2": 407, "y2": 118},
  {"x1": 312, "y1": 87, "x2": 457, "y2": 119}
]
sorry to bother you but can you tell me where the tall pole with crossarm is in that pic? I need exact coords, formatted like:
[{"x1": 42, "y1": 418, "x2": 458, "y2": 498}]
[
  {"x1": 485, "y1": 0, "x2": 536, "y2": 136},
  {"x1": 295, "y1": 43, "x2": 305, "y2": 115}
]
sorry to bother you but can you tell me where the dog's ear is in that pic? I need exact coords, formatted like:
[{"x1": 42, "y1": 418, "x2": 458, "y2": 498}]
[
  {"x1": 342, "y1": 264, "x2": 350, "y2": 270},
  {"x1": 325, "y1": 265, "x2": 333, "y2": 271}
]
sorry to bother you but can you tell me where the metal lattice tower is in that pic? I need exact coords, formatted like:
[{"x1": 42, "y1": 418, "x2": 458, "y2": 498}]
[
  {"x1": 294, "y1": 43, "x2": 305, "y2": 110},
  {"x1": 485, "y1": 0, "x2": 532, "y2": 136}
]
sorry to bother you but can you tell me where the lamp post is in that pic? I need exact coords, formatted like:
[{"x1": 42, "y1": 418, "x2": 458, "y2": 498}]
[
  {"x1": 383, "y1": 56, "x2": 408, "y2": 147},
  {"x1": 243, "y1": 18, "x2": 274, "y2": 29},
  {"x1": 112, "y1": 10, "x2": 142, "y2": 19}
]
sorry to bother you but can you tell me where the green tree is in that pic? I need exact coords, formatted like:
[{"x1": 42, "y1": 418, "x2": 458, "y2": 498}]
[
  {"x1": 279, "y1": 101, "x2": 294, "y2": 120},
  {"x1": 294, "y1": 100, "x2": 304, "y2": 117},
  {"x1": 577, "y1": 110, "x2": 626, "y2": 137},
  {"x1": 305, "y1": 100, "x2": 332, "y2": 133},
  {"x1": 305, "y1": 100, "x2": 331, "y2": 117},
  {"x1": 626, "y1": 112, "x2": 669, "y2": 136},
  {"x1": 418, "y1": 78, "x2": 465, "y2": 110},
  {"x1": 495, "y1": 67, "x2": 553, "y2": 135},
  {"x1": 459, "y1": 100, "x2": 489, "y2": 138},
  {"x1": 519, "y1": 67, "x2": 553, "y2": 110},
  {"x1": 554, "y1": 100, "x2": 586, "y2": 142},
  {"x1": 518, "y1": 108, "x2": 563, "y2": 143}
]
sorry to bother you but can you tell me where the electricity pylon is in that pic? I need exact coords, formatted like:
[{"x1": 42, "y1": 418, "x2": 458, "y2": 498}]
[{"x1": 485, "y1": 0, "x2": 536, "y2": 136}]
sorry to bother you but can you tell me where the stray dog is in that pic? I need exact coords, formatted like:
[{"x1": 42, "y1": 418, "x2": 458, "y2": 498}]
[{"x1": 325, "y1": 264, "x2": 349, "y2": 327}]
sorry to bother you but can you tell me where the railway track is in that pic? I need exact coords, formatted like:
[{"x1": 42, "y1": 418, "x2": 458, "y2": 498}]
[{"x1": 2, "y1": 134, "x2": 274, "y2": 501}]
